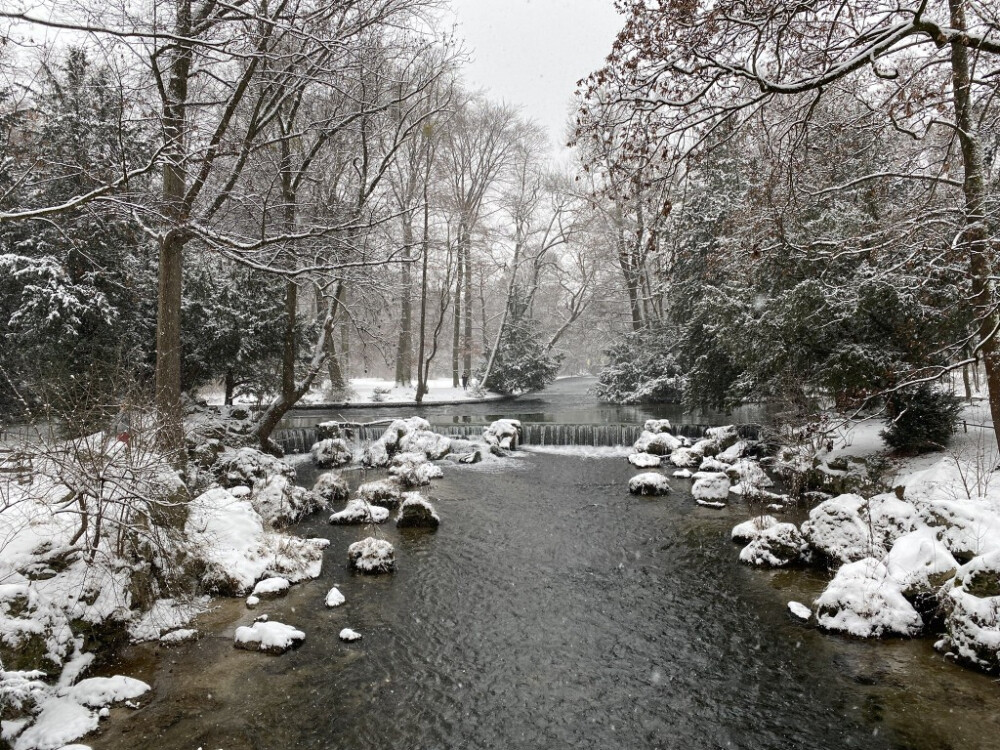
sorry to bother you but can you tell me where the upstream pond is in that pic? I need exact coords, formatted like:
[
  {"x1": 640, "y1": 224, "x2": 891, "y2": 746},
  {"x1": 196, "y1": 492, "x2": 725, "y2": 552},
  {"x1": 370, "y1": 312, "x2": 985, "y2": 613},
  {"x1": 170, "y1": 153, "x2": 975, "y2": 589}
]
[{"x1": 90, "y1": 382, "x2": 1000, "y2": 750}]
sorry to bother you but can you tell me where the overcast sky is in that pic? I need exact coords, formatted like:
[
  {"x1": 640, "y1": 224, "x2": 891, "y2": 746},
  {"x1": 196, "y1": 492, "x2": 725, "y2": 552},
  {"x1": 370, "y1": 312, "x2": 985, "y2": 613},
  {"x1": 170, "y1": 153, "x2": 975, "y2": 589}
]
[{"x1": 446, "y1": 0, "x2": 623, "y2": 157}]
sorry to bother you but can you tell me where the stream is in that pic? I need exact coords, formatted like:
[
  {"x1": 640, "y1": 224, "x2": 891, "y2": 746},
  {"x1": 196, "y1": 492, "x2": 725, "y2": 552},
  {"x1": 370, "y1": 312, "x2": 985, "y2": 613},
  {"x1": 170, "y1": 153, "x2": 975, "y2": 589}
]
[{"x1": 90, "y1": 380, "x2": 1000, "y2": 750}]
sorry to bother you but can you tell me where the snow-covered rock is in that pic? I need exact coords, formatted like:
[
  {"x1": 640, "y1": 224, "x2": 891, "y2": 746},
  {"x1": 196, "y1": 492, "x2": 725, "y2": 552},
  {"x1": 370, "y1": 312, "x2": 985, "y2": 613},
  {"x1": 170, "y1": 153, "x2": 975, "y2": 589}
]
[
  {"x1": 628, "y1": 473, "x2": 671, "y2": 496},
  {"x1": 325, "y1": 587, "x2": 346, "y2": 608},
  {"x1": 633, "y1": 431, "x2": 682, "y2": 456},
  {"x1": 329, "y1": 499, "x2": 390, "y2": 525},
  {"x1": 360, "y1": 439, "x2": 392, "y2": 469},
  {"x1": 941, "y1": 552, "x2": 1000, "y2": 671},
  {"x1": 389, "y1": 453, "x2": 444, "y2": 488},
  {"x1": 725, "y1": 459, "x2": 773, "y2": 489},
  {"x1": 313, "y1": 472, "x2": 349, "y2": 503},
  {"x1": 310, "y1": 438, "x2": 352, "y2": 468},
  {"x1": 339, "y1": 628, "x2": 362, "y2": 642},
  {"x1": 250, "y1": 577, "x2": 291, "y2": 599},
  {"x1": 395, "y1": 493, "x2": 440, "y2": 529},
  {"x1": 698, "y1": 456, "x2": 730, "y2": 473},
  {"x1": 814, "y1": 557, "x2": 922, "y2": 638},
  {"x1": 356, "y1": 479, "x2": 403, "y2": 508},
  {"x1": 643, "y1": 419, "x2": 673, "y2": 434},
  {"x1": 233, "y1": 621, "x2": 305, "y2": 654},
  {"x1": 788, "y1": 601, "x2": 811, "y2": 621},
  {"x1": 215, "y1": 447, "x2": 295, "y2": 489},
  {"x1": 672, "y1": 469, "x2": 693, "y2": 479},
  {"x1": 800, "y1": 493, "x2": 877, "y2": 565},
  {"x1": 669, "y1": 447, "x2": 701, "y2": 469},
  {"x1": 731, "y1": 515, "x2": 779, "y2": 543},
  {"x1": 705, "y1": 425, "x2": 739, "y2": 450},
  {"x1": 717, "y1": 440, "x2": 753, "y2": 463},
  {"x1": 628, "y1": 452, "x2": 662, "y2": 468},
  {"x1": 739, "y1": 523, "x2": 804, "y2": 567},
  {"x1": 483, "y1": 419, "x2": 522, "y2": 451},
  {"x1": 885, "y1": 526, "x2": 958, "y2": 595},
  {"x1": 692, "y1": 472, "x2": 730, "y2": 502},
  {"x1": 185, "y1": 488, "x2": 325, "y2": 595},
  {"x1": 866, "y1": 492, "x2": 920, "y2": 551},
  {"x1": 250, "y1": 475, "x2": 325, "y2": 527},
  {"x1": 399, "y1": 430, "x2": 452, "y2": 460},
  {"x1": 347, "y1": 538, "x2": 396, "y2": 574}
]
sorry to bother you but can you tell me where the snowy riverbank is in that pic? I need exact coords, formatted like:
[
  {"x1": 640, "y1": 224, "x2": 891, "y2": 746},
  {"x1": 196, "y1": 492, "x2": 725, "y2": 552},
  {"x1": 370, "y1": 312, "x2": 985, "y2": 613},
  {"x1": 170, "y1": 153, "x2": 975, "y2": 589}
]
[
  {"x1": 198, "y1": 377, "x2": 506, "y2": 408},
  {"x1": 0, "y1": 411, "x2": 520, "y2": 749}
]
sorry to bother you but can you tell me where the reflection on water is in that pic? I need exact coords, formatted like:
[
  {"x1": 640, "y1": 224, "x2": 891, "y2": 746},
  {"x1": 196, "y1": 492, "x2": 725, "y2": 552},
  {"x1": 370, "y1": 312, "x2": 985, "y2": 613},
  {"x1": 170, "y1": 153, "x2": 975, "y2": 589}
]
[
  {"x1": 277, "y1": 376, "x2": 761, "y2": 429},
  {"x1": 92, "y1": 454, "x2": 1000, "y2": 750}
]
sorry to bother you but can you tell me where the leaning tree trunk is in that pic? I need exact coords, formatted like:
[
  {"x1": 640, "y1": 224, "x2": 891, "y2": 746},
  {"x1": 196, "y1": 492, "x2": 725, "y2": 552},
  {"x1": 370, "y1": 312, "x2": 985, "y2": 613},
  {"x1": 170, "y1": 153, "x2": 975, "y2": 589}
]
[{"x1": 949, "y1": 0, "x2": 1000, "y2": 452}]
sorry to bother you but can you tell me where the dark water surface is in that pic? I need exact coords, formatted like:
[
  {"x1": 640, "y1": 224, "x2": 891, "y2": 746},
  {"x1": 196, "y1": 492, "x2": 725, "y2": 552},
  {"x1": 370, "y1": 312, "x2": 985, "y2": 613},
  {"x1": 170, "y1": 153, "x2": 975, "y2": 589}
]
[
  {"x1": 277, "y1": 375, "x2": 761, "y2": 428},
  {"x1": 92, "y1": 451, "x2": 1000, "y2": 750}
]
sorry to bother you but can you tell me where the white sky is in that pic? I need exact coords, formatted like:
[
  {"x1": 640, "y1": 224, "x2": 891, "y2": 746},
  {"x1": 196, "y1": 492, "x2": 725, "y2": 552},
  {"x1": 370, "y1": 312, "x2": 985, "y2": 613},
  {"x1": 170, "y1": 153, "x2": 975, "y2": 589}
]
[{"x1": 445, "y1": 0, "x2": 623, "y2": 158}]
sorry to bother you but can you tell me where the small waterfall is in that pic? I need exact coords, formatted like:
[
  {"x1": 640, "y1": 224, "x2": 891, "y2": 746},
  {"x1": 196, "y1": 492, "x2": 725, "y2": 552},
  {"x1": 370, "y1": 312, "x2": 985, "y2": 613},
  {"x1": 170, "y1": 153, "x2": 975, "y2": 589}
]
[{"x1": 272, "y1": 421, "x2": 761, "y2": 454}]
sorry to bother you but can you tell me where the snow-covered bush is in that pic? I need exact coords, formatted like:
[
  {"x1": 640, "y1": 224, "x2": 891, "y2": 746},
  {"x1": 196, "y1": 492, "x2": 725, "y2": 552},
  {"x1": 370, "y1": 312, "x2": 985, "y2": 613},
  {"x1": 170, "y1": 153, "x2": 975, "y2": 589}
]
[
  {"x1": 310, "y1": 438, "x2": 352, "y2": 468},
  {"x1": 594, "y1": 331, "x2": 684, "y2": 404},
  {"x1": 881, "y1": 385, "x2": 962, "y2": 453},
  {"x1": 313, "y1": 472, "x2": 349, "y2": 503}
]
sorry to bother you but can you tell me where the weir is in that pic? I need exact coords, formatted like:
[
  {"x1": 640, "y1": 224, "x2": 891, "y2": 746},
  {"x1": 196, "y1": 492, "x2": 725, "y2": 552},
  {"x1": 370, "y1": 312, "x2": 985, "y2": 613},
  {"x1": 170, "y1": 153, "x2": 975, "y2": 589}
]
[{"x1": 273, "y1": 421, "x2": 761, "y2": 454}]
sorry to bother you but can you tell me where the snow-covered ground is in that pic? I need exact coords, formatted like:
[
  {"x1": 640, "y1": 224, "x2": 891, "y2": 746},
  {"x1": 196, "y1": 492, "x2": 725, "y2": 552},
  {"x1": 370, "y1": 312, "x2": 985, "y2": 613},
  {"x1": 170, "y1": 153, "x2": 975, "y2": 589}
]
[{"x1": 199, "y1": 377, "x2": 505, "y2": 406}]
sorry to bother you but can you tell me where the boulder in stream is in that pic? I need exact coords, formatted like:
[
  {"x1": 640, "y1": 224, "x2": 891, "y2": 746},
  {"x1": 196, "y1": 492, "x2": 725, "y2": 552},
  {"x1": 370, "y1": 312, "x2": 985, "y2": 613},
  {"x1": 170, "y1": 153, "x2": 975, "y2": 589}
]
[
  {"x1": 313, "y1": 472, "x2": 349, "y2": 503},
  {"x1": 348, "y1": 537, "x2": 396, "y2": 574},
  {"x1": 357, "y1": 479, "x2": 404, "y2": 508},
  {"x1": 628, "y1": 472, "x2": 671, "y2": 496},
  {"x1": 310, "y1": 438, "x2": 353, "y2": 468},
  {"x1": 628, "y1": 452, "x2": 662, "y2": 469},
  {"x1": 395, "y1": 493, "x2": 440, "y2": 529},
  {"x1": 233, "y1": 621, "x2": 305, "y2": 654},
  {"x1": 692, "y1": 472, "x2": 731, "y2": 502},
  {"x1": 329, "y1": 499, "x2": 389, "y2": 525}
]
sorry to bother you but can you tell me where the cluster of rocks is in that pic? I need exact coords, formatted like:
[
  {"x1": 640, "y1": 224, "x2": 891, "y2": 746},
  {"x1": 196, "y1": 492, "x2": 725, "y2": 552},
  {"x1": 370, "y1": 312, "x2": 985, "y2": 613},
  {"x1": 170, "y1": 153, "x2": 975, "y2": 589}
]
[
  {"x1": 734, "y1": 473, "x2": 1000, "y2": 672},
  {"x1": 626, "y1": 420, "x2": 779, "y2": 508}
]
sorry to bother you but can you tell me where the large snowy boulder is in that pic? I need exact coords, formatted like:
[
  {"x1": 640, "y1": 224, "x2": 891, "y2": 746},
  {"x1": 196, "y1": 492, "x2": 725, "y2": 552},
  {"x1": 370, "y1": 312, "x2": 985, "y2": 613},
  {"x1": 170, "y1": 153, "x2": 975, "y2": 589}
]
[
  {"x1": 483, "y1": 419, "x2": 522, "y2": 451},
  {"x1": 310, "y1": 438, "x2": 353, "y2": 468},
  {"x1": 705, "y1": 425, "x2": 739, "y2": 450},
  {"x1": 185, "y1": 488, "x2": 325, "y2": 595},
  {"x1": 329, "y1": 499, "x2": 390, "y2": 525},
  {"x1": 399, "y1": 430, "x2": 452, "y2": 460},
  {"x1": 866, "y1": 493, "x2": 921, "y2": 551},
  {"x1": 643, "y1": 419, "x2": 673, "y2": 434},
  {"x1": 800, "y1": 494, "x2": 877, "y2": 565},
  {"x1": 885, "y1": 526, "x2": 958, "y2": 595},
  {"x1": 313, "y1": 472, "x2": 349, "y2": 503},
  {"x1": 921, "y1": 498, "x2": 1000, "y2": 562},
  {"x1": 348, "y1": 537, "x2": 396, "y2": 574},
  {"x1": 731, "y1": 515, "x2": 779, "y2": 544},
  {"x1": 739, "y1": 523, "x2": 805, "y2": 567},
  {"x1": 814, "y1": 557, "x2": 923, "y2": 638},
  {"x1": 357, "y1": 479, "x2": 404, "y2": 508},
  {"x1": 251, "y1": 475, "x2": 326, "y2": 527},
  {"x1": 940, "y1": 552, "x2": 1000, "y2": 672},
  {"x1": 628, "y1": 473, "x2": 671, "y2": 496},
  {"x1": 717, "y1": 440, "x2": 753, "y2": 463},
  {"x1": 395, "y1": 493, "x2": 441, "y2": 529},
  {"x1": 725, "y1": 459, "x2": 773, "y2": 490},
  {"x1": 692, "y1": 472, "x2": 730, "y2": 502},
  {"x1": 389, "y1": 452, "x2": 444, "y2": 488},
  {"x1": 698, "y1": 456, "x2": 730, "y2": 473},
  {"x1": 669, "y1": 447, "x2": 702, "y2": 469},
  {"x1": 628, "y1": 452, "x2": 662, "y2": 469},
  {"x1": 234, "y1": 620, "x2": 305, "y2": 654},
  {"x1": 214, "y1": 447, "x2": 295, "y2": 488},
  {"x1": 360, "y1": 438, "x2": 392, "y2": 468},
  {"x1": 633, "y1": 430, "x2": 682, "y2": 456}
]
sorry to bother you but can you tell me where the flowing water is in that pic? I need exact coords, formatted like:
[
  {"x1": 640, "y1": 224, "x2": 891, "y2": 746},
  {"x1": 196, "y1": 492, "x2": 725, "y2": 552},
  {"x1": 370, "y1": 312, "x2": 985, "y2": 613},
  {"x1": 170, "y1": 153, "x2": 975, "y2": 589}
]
[{"x1": 89, "y1": 382, "x2": 1000, "y2": 750}]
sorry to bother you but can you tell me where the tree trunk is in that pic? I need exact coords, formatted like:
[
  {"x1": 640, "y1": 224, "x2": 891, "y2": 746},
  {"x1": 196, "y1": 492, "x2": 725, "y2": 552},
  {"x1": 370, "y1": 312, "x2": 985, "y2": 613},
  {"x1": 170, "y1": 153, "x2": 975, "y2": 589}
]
[
  {"x1": 395, "y1": 219, "x2": 414, "y2": 385},
  {"x1": 949, "y1": 0, "x2": 1000, "y2": 451},
  {"x1": 415, "y1": 198, "x2": 431, "y2": 403},
  {"x1": 224, "y1": 369, "x2": 235, "y2": 405},
  {"x1": 281, "y1": 280, "x2": 298, "y2": 398},
  {"x1": 153, "y1": 0, "x2": 193, "y2": 457},
  {"x1": 451, "y1": 239, "x2": 463, "y2": 387},
  {"x1": 463, "y1": 230, "x2": 474, "y2": 376}
]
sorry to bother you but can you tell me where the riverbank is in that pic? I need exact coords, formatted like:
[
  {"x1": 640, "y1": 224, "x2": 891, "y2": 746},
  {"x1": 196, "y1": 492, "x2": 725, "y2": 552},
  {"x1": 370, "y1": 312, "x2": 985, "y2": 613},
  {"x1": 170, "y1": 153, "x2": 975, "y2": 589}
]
[
  {"x1": 732, "y1": 400, "x2": 1000, "y2": 674},
  {"x1": 198, "y1": 377, "x2": 507, "y2": 409}
]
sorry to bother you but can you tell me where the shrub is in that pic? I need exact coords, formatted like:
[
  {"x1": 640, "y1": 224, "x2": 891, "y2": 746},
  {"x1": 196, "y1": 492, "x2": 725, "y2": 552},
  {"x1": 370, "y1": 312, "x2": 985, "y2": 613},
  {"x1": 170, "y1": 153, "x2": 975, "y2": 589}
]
[
  {"x1": 595, "y1": 332, "x2": 685, "y2": 404},
  {"x1": 881, "y1": 385, "x2": 962, "y2": 453}
]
